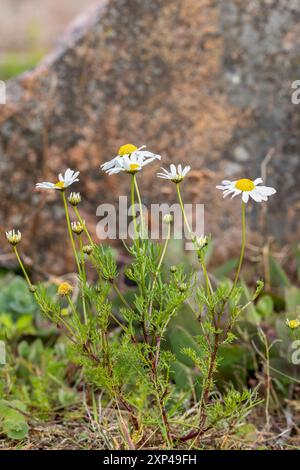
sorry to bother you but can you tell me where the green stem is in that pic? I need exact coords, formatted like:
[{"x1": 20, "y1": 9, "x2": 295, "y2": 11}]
[
  {"x1": 130, "y1": 175, "x2": 147, "y2": 296},
  {"x1": 148, "y1": 224, "x2": 171, "y2": 318},
  {"x1": 232, "y1": 201, "x2": 246, "y2": 291},
  {"x1": 61, "y1": 191, "x2": 81, "y2": 274},
  {"x1": 66, "y1": 294, "x2": 78, "y2": 317},
  {"x1": 58, "y1": 310, "x2": 77, "y2": 338},
  {"x1": 218, "y1": 201, "x2": 247, "y2": 331},
  {"x1": 66, "y1": 294, "x2": 83, "y2": 340},
  {"x1": 199, "y1": 254, "x2": 212, "y2": 300},
  {"x1": 73, "y1": 206, "x2": 94, "y2": 246},
  {"x1": 134, "y1": 175, "x2": 145, "y2": 238},
  {"x1": 131, "y1": 175, "x2": 138, "y2": 239},
  {"x1": 157, "y1": 224, "x2": 171, "y2": 274},
  {"x1": 109, "y1": 311, "x2": 130, "y2": 335},
  {"x1": 112, "y1": 282, "x2": 134, "y2": 315},
  {"x1": 79, "y1": 236, "x2": 88, "y2": 324},
  {"x1": 176, "y1": 183, "x2": 192, "y2": 234},
  {"x1": 176, "y1": 183, "x2": 212, "y2": 299},
  {"x1": 13, "y1": 246, "x2": 33, "y2": 289}
]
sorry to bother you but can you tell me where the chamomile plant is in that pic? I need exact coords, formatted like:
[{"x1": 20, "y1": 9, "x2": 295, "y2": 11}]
[{"x1": 5, "y1": 147, "x2": 277, "y2": 448}]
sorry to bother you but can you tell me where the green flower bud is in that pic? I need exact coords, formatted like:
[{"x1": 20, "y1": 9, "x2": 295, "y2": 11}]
[
  {"x1": 83, "y1": 244, "x2": 93, "y2": 255},
  {"x1": 178, "y1": 282, "x2": 187, "y2": 293}
]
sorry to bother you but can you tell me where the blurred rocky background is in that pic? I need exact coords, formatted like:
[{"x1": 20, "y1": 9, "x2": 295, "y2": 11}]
[{"x1": 0, "y1": 0, "x2": 300, "y2": 275}]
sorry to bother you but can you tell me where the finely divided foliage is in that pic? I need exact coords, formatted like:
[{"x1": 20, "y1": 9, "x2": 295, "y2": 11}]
[{"x1": 6, "y1": 144, "x2": 277, "y2": 448}]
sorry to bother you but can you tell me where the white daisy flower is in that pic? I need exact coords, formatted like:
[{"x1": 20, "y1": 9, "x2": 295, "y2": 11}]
[
  {"x1": 157, "y1": 164, "x2": 191, "y2": 183},
  {"x1": 163, "y1": 214, "x2": 173, "y2": 224},
  {"x1": 6, "y1": 229, "x2": 22, "y2": 245},
  {"x1": 101, "y1": 144, "x2": 161, "y2": 172},
  {"x1": 216, "y1": 178, "x2": 276, "y2": 203},
  {"x1": 36, "y1": 169, "x2": 80, "y2": 191},
  {"x1": 104, "y1": 152, "x2": 157, "y2": 175},
  {"x1": 194, "y1": 235, "x2": 208, "y2": 250}
]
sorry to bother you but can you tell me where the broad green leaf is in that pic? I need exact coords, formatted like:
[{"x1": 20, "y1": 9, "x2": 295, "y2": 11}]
[
  {"x1": 256, "y1": 295, "x2": 274, "y2": 317},
  {"x1": 17, "y1": 340, "x2": 30, "y2": 359},
  {"x1": 28, "y1": 339, "x2": 44, "y2": 363},
  {"x1": 16, "y1": 315, "x2": 34, "y2": 334},
  {"x1": 3, "y1": 419, "x2": 29, "y2": 440},
  {"x1": 284, "y1": 286, "x2": 300, "y2": 313},
  {"x1": 269, "y1": 256, "x2": 291, "y2": 288},
  {"x1": 213, "y1": 258, "x2": 239, "y2": 280}
]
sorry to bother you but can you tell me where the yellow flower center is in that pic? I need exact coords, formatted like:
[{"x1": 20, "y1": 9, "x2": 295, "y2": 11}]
[
  {"x1": 235, "y1": 178, "x2": 255, "y2": 192},
  {"x1": 129, "y1": 163, "x2": 140, "y2": 173},
  {"x1": 57, "y1": 282, "x2": 73, "y2": 296},
  {"x1": 287, "y1": 319, "x2": 300, "y2": 329},
  {"x1": 55, "y1": 181, "x2": 65, "y2": 189},
  {"x1": 118, "y1": 144, "x2": 138, "y2": 156}
]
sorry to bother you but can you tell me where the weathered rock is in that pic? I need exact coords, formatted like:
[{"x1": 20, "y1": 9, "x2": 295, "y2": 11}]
[{"x1": 0, "y1": 0, "x2": 299, "y2": 275}]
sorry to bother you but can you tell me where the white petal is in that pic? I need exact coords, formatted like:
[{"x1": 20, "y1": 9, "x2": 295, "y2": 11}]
[
  {"x1": 222, "y1": 180, "x2": 232, "y2": 185},
  {"x1": 231, "y1": 189, "x2": 242, "y2": 198},
  {"x1": 120, "y1": 156, "x2": 129, "y2": 166},
  {"x1": 66, "y1": 179, "x2": 78, "y2": 188},
  {"x1": 170, "y1": 164, "x2": 176, "y2": 175},
  {"x1": 249, "y1": 189, "x2": 263, "y2": 202},
  {"x1": 255, "y1": 186, "x2": 276, "y2": 196},
  {"x1": 64, "y1": 168, "x2": 73, "y2": 181},
  {"x1": 136, "y1": 151, "x2": 160, "y2": 160},
  {"x1": 182, "y1": 165, "x2": 191, "y2": 176},
  {"x1": 36, "y1": 182, "x2": 56, "y2": 189},
  {"x1": 223, "y1": 189, "x2": 236, "y2": 198},
  {"x1": 129, "y1": 154, "x2": 136, "y2": 164},
  {"x1": 101, "y1": 157, "x2": 118, "y2": 170},
  {"x1": 253, "y1": 177, "x2": 263, "y2": 185},
  {"x1": 107, "y1": 167, "x2": 123, "y2": 175},
  {"x1": 157, "y1": 174, "x2": 169, "y2": 179},
  {"x1": 142, "y1": 157, "x2": 156, "y2": 166},
  {"x1": 242, "y1": 192, "x2": 249, "y2": 203}
]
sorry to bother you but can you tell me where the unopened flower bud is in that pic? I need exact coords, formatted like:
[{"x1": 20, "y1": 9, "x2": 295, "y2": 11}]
[
  {"x1": 125, "y1": 267, "x2": 134, "y2": 280},
  {"x1": 68, "y1": 192, "x2": 81, "y2": 206},
  {"x1": 29, "y1": 285, "x2": 37, "y2": 293},
  {"x1": 94, "y1": 284, "x2": 102, "y2": 293},
  {"x1": 71, "y1": 221, "x2": 85, "y2": 235},
  {"x1": 170, "y1": 266, "x2": 177, "y2": 273},
  {"x1": 82, "y1": 244, "x2": 93, "y2": 255},
  {"x1": 178, "y1": 282, "x2": 187, "y2": 293},
  {"x1": 5, "y1": 229, "x2": 22, "y2": 246}
]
